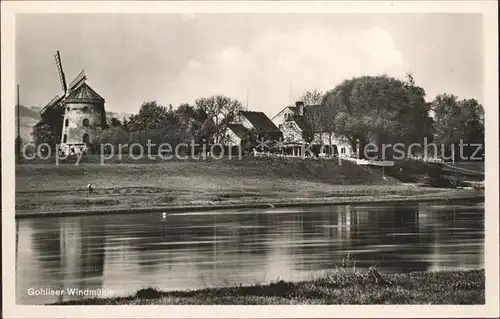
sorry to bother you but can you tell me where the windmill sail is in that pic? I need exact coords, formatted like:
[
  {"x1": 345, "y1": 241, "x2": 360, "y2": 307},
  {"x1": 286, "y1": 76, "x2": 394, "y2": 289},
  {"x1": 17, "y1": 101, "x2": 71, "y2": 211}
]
[
  {"x1": 54, "y1": 51, "x2": 67, "y2": 94},
  {"x1": 68, "y1": 70, "x2": 87, "y2": 91},
  {"x1": 40, "y1": 94, "x2": 64, "y2": 117}
]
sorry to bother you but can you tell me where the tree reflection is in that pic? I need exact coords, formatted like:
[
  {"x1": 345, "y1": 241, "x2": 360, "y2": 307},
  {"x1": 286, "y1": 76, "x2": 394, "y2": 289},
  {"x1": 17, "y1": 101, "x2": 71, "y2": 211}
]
[
  {"x1": 348, "y1": 204, "x2": 431, "y2": 272},
  {"x1": 29, "y1": 218, "x2": 63, "y2": 282}
]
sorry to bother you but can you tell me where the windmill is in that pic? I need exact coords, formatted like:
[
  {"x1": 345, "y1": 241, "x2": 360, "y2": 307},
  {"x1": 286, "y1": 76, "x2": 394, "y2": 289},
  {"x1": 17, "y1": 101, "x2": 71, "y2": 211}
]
[
  {"x1": 35, "y1": 51, "x2": 87, "y2": 144},
  {"x1": 40, "y1": 51, "x2": 88, "y2": 116}
]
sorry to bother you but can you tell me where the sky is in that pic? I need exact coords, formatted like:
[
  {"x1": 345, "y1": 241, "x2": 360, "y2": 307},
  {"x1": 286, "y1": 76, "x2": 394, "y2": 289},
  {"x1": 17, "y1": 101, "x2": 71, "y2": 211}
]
[{"x1": 16, "y1": 13, "x2": 483, "y2": 117}]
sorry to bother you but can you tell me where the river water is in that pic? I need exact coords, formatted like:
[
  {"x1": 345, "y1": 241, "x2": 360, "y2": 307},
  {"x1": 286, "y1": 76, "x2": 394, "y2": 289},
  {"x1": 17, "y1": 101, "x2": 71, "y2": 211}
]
[{"x1": 16, "y1": 201, "x2": 484, "y2": 304}]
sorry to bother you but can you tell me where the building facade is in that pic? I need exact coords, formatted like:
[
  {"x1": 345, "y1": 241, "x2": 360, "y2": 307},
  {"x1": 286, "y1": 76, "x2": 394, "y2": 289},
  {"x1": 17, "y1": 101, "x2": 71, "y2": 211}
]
[
  {"x1": 59, "y1": 83, "x2": 106, "y2": 155},
  {"x1": 224, "y1": 111, "x2": 282, "y2": 144},
  {"x1": 271, "y1": 101, "x2": 354, "y2": 157}
]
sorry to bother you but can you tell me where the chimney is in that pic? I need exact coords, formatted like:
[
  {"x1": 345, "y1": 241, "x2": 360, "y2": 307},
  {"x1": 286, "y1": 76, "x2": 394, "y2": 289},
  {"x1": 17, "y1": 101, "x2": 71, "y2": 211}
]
[{"x1": 295, "y1": 101, "x2": 304, "y2": 116}]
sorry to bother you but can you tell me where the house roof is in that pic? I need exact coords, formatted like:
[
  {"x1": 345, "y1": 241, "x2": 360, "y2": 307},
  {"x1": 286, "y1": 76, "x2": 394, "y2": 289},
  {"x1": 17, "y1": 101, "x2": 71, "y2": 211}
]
[
  {"x1": 276, "y1": 104, "x2": 322, "y2": 131},
  {"x1": 227, "y1": 123, "x2": 249, "y2": 139},
  {"x1": 65, "y1": 83, "x2": 105, "y2": 104},
  {"x1": 293, "y1": 116, "x2": 312, "y2": 132},
  {"x1": 240, "y1": 111, "x2": 281, "y2": 132},
  {"x1": 274, "y1": 105, "x2": 297, "y2": 118}
]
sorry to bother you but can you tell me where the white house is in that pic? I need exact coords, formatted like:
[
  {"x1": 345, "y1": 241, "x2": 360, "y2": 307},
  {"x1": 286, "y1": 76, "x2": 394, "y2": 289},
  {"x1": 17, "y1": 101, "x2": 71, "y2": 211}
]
[
  {"x1": 225, "y1": 123, "x2": 247, "y2": 146},
  {"x1": 271, "y1": 101, "x2": 354, "y2": 157},
  {"x1": 223, "y1": 111, "x2": 283, "y2": 147}
]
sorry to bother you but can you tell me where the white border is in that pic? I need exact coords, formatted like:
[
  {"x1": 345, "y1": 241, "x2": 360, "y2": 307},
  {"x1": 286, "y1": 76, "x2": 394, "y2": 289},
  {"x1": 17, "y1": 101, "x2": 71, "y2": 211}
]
[{"x1": 2, "y1": 1, "x2": 498, "y2": 318}]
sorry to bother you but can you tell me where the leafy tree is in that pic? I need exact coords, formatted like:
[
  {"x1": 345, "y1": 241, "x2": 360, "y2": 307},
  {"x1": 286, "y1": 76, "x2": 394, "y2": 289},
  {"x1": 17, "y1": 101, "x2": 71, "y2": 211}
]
[
  {"x1": 94, "y1": 127, "x2": 130, "y2": 148},
  {"x1": 195, "y1": 95, "x2": 244, "y2": 144},
  {"x1": 303, "y1": 105, "x2": 326, "y2": 143},
  {"x1": 295, "y1": 90, "x2": 327, "y2": 143},
  {"x1": 432, "y1": 94, "x2": 484, "y2": 160},
  {"x1": 130, "y1": 129, "x2": 164, "y2": 145},
  {"x1": 238, "y1": 127, "x2": 259, "y2": 154},
  {"x1": 127, "y1": 101, "x2": 170, "y2": 132},
  {"x1": 33, "y1": 123, "x2": 58, "y2": 148},
  {"x1": 401, "y1": 72, "x2": 434, "y2": 146},
  {"x1": 33, "y1": 105, "x2": 64, "y2": 149},
  {"x1": 174, "y1": 103, "x2": 209, "y2": 144},
  {"x1": 297, "y1": 89, "x2": 324, "y2": 106},
  {"x1": 108, "y1": 117, "x2": 122, "y2": 128},
  {"x1": 322, "y1": 74, "x2": 433, "y2": 159}
]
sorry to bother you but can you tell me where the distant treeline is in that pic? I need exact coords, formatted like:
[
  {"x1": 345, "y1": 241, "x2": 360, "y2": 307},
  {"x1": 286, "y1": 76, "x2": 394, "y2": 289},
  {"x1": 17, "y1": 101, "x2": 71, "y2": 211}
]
[{"x1": 29, "y1": 73, "x2": 484, "y2": 161}]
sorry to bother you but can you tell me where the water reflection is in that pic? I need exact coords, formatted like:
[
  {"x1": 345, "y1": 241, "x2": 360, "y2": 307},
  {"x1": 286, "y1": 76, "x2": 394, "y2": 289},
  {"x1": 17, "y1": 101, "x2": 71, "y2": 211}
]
[{"x1": 16, "y1": 202, "x2": 484, "y2": 304}]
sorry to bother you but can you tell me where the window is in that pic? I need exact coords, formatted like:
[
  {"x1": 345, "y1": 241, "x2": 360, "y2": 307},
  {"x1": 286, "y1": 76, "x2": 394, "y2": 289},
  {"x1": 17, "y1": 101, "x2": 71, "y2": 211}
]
[
  {"x1": 67, "y1": 107, "x2": 70, "y2": 111},
  {"x1": 278, "y1": 124, "x2": 283, "y2": 129},
  {"x1": 65, "y1": 119, "x2": 69, "y2": 127},
  {"x1": 63, "y1": 134, "x2": 67, "y2": 143},
  {"x1": 83, "y1": 134, "x2": 90, "y2": 144},
  {"x1": 82, "y1": 106, "x2": 90, "y2": 112},
  {"x1": 341, "y1": 148, "x2": 346, "y2": 154},
  {"x1": 83, "y1": 119, "x2": 90, "y2": 127}
]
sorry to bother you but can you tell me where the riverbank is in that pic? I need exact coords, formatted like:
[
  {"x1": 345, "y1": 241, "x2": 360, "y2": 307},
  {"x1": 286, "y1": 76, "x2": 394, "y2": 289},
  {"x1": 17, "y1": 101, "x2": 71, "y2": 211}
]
[
  {"x1": 52, "y1": 268, "x2": 485, "y2": 305},
  {"x1": 15, "y1": 158, "x2": 484, "y2": 217},
  {"x1": 15, "y1": 190, "x2": 484, "y2": 219}
]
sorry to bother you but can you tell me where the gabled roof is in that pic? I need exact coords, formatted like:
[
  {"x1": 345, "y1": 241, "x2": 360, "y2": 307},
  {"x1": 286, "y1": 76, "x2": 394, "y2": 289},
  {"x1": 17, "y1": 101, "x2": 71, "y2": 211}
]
[
  {"x1": 272, "y1": 105, "x2": 296, "y2": 120},
  {"x1": 240, "y1": 111, "x2": 281, "y2": 132},
  {"x1": 227, "y1": 123, "x2": 249, "y2": 139},
  {"x1": 65, "y1": 82, "x2": 105, "y2": 104},
  {"x1": 274, "y1": 104, "x2": 325, "y2": 131}
]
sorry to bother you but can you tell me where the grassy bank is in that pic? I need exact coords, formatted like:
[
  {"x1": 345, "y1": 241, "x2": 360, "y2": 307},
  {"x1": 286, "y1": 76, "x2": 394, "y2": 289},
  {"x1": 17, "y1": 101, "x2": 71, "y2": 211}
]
[
  {"x1": 15, "y1": 157, "x2": 483, "y2": 215},
  {"x1": 53, "y1": 268, "x2": 485, "y2": 305}
]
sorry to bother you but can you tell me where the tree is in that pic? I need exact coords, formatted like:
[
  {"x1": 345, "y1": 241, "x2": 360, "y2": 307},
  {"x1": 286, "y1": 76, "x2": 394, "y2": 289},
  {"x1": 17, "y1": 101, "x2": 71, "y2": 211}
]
[
  {"x1": 194, "y1": 95, "x2": 244, "y2": 144},
  {"x1": 107, "y1": 116, "x2": 122, "y2": 128},
  {"x1": 33, "y1": 105, "x2": 65, "y2": 149},
  {"x1": 94, "y1": 127, "x2": 130, "y2": 154},
  {"x1": 33, "y1": 123, "x2": 58, "y2": 148},
  {"x1": 303, "y1": 105, "x2": 326, "y2": 144},
  {"x1": 297, "y1": 89, "x2": 324, "y2": 106},
  {"x1": 127, "y1": 101, "x2": 170, "y2": 132},
  {"x1": 322, "y1": 74, "x2": 433, "y2": 159},
  {"x1": 174, "y1": 103, "x2": 209, "y2": 145},
  {"x1": 432, "y1": 94, "x2": 484, "y2": 160},
  {"x1": 301, "y1": 125, "x2": 315, "y2": 143}
]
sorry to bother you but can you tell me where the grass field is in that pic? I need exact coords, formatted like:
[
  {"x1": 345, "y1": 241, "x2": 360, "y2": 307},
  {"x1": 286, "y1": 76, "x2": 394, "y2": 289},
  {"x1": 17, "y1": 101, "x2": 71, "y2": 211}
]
[
  {"x1": 53, "y1": 267, "x2": 485, "y2": 305},
  {"x1": 15, "y1": 156, "x2": 483, "y2": 214}
]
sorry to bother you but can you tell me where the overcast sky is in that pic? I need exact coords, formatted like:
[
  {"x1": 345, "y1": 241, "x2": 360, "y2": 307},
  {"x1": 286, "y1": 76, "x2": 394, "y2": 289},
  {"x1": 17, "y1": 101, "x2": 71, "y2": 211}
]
[{"x1": 16, "y1": 13, "x2": 483, "y2": 117}]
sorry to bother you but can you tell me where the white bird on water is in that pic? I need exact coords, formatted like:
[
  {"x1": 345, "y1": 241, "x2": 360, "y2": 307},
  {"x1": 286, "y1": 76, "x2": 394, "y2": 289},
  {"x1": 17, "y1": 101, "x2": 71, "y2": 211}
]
[{"x1": 162, "y1": 212, "x2": 167, "y2": 219}]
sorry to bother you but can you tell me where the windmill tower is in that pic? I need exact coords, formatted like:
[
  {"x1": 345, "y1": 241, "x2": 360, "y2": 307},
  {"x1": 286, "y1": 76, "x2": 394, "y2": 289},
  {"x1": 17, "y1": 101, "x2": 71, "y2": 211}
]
[{"x1": 35, "y1": 51, "x2": 107, "y2": 155}]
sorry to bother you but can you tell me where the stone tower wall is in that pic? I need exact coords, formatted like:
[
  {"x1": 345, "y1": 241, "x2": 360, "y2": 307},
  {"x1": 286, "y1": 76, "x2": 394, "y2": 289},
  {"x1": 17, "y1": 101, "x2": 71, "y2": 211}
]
[{"x1": 61, "y1": 102, "x2": 105, "y2": 145}]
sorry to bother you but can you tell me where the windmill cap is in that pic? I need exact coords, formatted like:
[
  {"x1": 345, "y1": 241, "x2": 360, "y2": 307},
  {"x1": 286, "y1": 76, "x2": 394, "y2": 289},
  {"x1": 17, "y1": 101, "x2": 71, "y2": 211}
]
[{"x1": 65, "y1": 82, "x2": 104, "y2": 104}]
